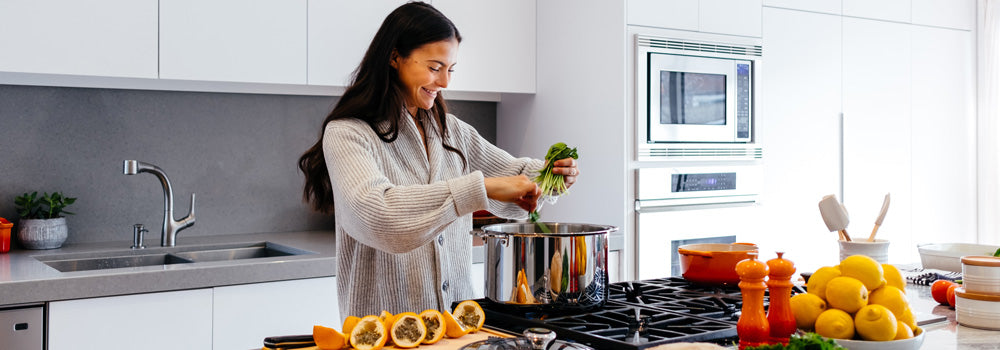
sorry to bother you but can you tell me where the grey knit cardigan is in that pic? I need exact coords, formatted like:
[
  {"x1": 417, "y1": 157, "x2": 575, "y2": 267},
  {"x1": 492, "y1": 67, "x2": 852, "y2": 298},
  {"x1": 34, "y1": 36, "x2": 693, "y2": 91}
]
[{"x1": 323, "y1": 112, "x2": 543, "y2": 319}]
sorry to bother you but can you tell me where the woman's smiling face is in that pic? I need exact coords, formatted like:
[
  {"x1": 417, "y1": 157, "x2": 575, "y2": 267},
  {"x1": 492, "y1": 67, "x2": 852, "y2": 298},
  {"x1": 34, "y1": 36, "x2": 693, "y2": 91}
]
[{"x1": 392, "y1": 38, "x2": 459, "y2": 116}]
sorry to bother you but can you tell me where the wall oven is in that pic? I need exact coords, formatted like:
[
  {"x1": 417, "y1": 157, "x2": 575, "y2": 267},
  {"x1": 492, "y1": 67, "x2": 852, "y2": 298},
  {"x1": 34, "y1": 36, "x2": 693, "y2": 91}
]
[{"x1": 636, "y1": 34, "x2": 763, "y2": 161}]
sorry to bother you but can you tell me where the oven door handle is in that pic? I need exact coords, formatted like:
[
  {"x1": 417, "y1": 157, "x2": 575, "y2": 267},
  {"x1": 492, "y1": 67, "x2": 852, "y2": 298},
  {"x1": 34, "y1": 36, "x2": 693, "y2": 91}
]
[{"x1": 635, "y1": 197, "x2": 757, "y2": 213}]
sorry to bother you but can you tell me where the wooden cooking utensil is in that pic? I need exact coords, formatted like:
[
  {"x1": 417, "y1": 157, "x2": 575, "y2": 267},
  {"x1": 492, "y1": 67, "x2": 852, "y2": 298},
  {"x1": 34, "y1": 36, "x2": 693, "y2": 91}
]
[
  {"x1": 819, "y1": 194, "x2": 852, "y2": 241},
  {"x1": 868, "y1": 193, "x2": 891, "y2": 242}
]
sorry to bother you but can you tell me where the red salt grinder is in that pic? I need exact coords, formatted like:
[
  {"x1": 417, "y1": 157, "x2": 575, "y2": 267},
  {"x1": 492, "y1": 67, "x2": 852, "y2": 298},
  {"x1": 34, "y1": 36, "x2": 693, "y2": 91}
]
[
  {"x1": 736, "y1": 252, "x2": 769, "y2": 350},
  {"x1": 766, "y1": 252, "x2": 797, "y2": 344}
]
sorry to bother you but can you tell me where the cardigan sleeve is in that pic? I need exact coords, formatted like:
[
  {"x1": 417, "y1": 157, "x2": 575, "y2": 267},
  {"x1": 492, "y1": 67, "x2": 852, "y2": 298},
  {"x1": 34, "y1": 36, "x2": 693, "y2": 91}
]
[
  {"x1": 449, "y1": 115, "x2": 545, "y2": 219},
  {"x1": 323, "y1": 120, "x2": 489, "y2": 254}
]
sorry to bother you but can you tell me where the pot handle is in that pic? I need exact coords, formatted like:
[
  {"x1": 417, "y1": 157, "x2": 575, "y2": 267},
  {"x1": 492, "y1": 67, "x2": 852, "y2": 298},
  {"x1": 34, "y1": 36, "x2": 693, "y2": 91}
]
[
  {"x1": 470, "y1": 229, "x2": 510, "y2": 239},
  {"x1": 678, "y1": 248, "x2": 713, "y2": 258}
]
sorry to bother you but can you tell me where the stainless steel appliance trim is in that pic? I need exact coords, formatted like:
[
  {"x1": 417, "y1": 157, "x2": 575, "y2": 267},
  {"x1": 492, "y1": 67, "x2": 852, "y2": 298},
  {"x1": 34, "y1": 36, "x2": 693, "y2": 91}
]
[
  {"x1": 635, "y1": 196, "x2": 758, "y2": 213},
  {"x1": 637, "y1": 34, "x2": 763, "y2": 57}
]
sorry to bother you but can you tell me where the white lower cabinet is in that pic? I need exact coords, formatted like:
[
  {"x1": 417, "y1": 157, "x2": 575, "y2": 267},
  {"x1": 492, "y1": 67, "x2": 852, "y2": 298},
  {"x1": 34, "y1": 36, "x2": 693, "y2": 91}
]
[
  {"x1": 47, "y1": 277, "x2": 339, "y2": 350},
  {"x1": 471, "y1": 262, "x2": 485, "y2": 298},
  {"x1": 213, "y1": 277, "x2": 339, "y2": 350},
  {"x1": 48, "y1": 289, "x2": 214, "y2": 350}
]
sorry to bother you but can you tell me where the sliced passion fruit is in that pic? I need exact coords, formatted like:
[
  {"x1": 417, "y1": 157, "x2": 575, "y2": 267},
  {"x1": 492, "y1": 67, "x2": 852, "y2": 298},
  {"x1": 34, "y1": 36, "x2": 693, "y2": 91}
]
[
  {"x1": 312, "y1": 324, "x2": 347, "y2": 350},
  {"x1": 389, "y1": 312, "x2": 427, "y2": 349},
  {"x1": 443, "y1": 310, "x2": 471, "y2": 338},
  {"x1": 342, "y1": 315, "x2": 361, "y2": 336},
  {"x1": 419, "y1": 309, "x2": 447, "y2": 345},
  {"x1": 378, "y1": 310, "x2": 396, "y2": 345},
  {"x1": 349, "y1": 315, "x2": 388, "y2": 350},
  {"x1": 452, "y1": 300, "x2": 486, "y2": 332}
]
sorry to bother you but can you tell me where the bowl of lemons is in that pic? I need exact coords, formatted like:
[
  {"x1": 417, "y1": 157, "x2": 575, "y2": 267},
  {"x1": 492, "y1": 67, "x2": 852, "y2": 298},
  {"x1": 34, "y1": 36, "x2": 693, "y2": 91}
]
[{"x1": 791, "y1": 255, "x2": 924, "y2": 350}]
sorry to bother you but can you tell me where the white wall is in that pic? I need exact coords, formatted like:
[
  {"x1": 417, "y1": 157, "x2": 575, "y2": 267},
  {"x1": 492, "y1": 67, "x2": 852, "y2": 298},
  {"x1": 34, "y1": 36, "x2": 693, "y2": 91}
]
[{"x1": 496, "y1": 0, "x2": 629, "y2": 270}]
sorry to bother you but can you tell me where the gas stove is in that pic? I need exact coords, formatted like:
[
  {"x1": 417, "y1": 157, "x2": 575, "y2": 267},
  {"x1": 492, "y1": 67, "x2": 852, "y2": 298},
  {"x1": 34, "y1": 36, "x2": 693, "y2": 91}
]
[{"x1": 469, "y1": 277, "x2": 805, "y2": 350}]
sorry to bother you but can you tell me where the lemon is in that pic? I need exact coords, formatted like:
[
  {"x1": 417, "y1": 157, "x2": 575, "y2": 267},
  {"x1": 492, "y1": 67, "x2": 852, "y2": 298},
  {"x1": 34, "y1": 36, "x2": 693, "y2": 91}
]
[
  {"x1": 854, "y1": 304, "x2": 898, "y2": 341},
  {"x1": 815, "y1": 309, "x2": 855, "y2": 340},
  {"x1": 882, "y1": 264, "x2": 905, "y2": 292},
  {"x1": 894, "y1": 321, "x2": 914, "y2": 340},
  {"x1": 790, "y1": 293, "x2": 827, "y2": 330},
  {"x1": 840, "y1": 255, "x2": 885, "y2": 291},
  {"x1": 869, "y1": 286, "x2": 914, "y2": 327},
  {"x1": 825, "y1": 276, "x2": 869, "y2": 313},
  {"x1": 807, "y1": 266, "x2": 842, "y2": 301}
]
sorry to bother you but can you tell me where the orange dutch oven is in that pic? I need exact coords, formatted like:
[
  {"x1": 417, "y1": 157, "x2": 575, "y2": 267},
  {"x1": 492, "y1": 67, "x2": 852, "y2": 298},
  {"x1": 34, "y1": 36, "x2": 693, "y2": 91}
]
[{"x1": 677, "y1": 243, "x2": 759, "y2": 285}]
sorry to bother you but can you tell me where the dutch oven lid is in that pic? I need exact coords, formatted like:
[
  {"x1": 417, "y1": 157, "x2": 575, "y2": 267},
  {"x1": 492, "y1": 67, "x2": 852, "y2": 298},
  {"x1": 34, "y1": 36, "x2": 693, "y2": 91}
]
[{"x1": 478, "y1": 222, "x2": 618, "y2": 237}]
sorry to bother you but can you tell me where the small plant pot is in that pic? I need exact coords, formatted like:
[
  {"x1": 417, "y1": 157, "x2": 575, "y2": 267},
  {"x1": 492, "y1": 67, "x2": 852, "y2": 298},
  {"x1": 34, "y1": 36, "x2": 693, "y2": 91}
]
[{"x1": 18, "y1": 217, "x2": 68, "y2": 249}]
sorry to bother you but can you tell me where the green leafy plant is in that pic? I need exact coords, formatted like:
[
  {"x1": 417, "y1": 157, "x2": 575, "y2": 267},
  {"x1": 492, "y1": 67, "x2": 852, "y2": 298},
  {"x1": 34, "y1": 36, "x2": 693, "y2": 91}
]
[
  {"x1": 529, "y1": 142, "x2": 579, "y2": 234},
  {"x1": 745, "y1": 332, "x2": 846, "y2": 350},
  {"x1": 14, "y1": 191, "x2": 77, "y2": 219}
]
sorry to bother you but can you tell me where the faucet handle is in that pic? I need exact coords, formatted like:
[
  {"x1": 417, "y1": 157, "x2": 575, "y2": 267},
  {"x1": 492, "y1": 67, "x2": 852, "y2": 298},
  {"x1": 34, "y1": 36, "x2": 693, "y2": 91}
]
[
  {"x1": 179, "y1": 193, "x2": 196, "y2": 227},
  {"x1": 131, "y1": 224, "x2": 147, "y2": 249}
]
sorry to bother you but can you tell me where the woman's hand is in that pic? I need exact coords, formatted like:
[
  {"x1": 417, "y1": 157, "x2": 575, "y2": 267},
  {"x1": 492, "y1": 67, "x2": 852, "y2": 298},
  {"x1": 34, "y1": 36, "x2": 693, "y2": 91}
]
[
  {"x1": 484, "y1": 175, "x2": 542, "y2": 212},
  {"x1": 550, "y1": 158, "x2": 579, "y2": 189}
]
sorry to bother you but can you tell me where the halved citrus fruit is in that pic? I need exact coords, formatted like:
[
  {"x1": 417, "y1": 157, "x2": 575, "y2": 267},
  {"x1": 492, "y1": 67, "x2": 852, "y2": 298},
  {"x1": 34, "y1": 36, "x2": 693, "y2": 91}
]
[
  {"x1": 313, "y1": 324, "x2": 347, "y2": 350},
  {"x1": 349, "y1": 315, "x2": 388, "y2": 350},
  {"x1": 389, "y1": 312, "x2": 427, "y2": 348},
  {"x1": 419, "y1": 309, "x2": 447, "y2": 344},
  {"x1": 453, "y1": 300, "x2": 486, "y2": 332},
  {"x1": 443, "y1": 310, "x2": 471, "y2": 338},
  {"x1": 342, "y1": 315, "x2": 361, "y2": 336}
]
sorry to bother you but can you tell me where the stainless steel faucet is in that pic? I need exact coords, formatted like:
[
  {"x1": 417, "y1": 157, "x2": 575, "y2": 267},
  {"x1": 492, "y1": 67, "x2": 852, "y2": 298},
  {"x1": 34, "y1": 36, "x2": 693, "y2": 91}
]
[{"x1": 123, "y1": 160, "x2": 196, "y2": 247}]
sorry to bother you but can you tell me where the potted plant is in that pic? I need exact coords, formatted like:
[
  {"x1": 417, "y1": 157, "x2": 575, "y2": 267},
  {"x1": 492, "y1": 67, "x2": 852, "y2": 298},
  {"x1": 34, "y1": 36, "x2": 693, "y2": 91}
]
[{"x1": 14, "y1": 191, "x2": 76, "y2": 249}]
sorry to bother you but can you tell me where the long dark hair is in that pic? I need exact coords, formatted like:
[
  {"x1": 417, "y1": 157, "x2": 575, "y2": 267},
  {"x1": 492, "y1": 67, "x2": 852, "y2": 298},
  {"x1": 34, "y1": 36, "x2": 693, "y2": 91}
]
[{"x1": 299, "y1": 1, "x2": 463, "y2": 213}]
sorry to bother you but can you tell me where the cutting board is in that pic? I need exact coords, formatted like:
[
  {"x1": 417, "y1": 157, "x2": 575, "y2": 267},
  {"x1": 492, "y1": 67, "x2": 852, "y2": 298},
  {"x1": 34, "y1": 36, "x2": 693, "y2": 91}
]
[{"x1": 263, "y1": 328, "x2": 512, "y2": 350}]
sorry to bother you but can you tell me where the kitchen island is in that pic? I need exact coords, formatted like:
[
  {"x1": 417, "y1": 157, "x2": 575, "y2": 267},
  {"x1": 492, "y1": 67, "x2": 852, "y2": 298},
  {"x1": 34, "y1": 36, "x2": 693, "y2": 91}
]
[{"x1": 904, "y1": 284, "x2": 999, "y2": 350}]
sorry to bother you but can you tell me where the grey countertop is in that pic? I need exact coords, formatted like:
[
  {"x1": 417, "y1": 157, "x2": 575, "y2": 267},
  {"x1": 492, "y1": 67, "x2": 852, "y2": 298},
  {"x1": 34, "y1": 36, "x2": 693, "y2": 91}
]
[
  {"x1": 904, "y1": 283, "x2": 1000, "y2": 350},
  {"x1": 0, "y1": 230, "x2": 337, "y2": 306}
]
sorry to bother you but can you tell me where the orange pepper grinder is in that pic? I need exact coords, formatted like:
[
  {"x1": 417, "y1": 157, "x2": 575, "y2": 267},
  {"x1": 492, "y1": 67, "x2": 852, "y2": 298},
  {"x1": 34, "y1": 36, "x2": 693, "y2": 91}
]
[
  {"x1": 766, "y1": 252, "x2": 796, "y2": 344},
  {"x1": 736, "y1": 252, "x2": 769, "y2": 350}
]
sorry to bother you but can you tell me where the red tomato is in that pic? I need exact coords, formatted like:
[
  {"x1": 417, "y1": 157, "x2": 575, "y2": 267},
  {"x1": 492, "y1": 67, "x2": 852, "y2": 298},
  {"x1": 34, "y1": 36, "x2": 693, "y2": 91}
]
[
  {"x1": 931, "y1": 280, "x2": 956, "y2": 305},
  {"x1": 947, "y1": 283, "x2": 959, "y2": 307}
]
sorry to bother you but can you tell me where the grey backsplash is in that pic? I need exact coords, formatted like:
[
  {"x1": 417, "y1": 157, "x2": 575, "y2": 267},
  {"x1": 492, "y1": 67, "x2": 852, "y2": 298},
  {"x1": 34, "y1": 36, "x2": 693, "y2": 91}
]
[{"x1": 0, "y1": 84, "x2": 497, "y2": 245}]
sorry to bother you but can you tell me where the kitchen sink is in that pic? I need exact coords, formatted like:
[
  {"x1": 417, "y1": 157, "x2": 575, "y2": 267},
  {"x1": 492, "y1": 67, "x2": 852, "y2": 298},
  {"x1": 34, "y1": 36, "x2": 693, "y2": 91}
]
[
  {"x1": 40, "y1": 253, "x2": 194, "y2": 272},
  {"x1": 35, "y1": 242, "x2": 314, "y2": 272}
]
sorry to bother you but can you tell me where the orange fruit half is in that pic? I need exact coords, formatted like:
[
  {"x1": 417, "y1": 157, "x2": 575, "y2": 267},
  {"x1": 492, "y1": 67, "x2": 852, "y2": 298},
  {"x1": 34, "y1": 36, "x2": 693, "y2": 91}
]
[
  {"x1": 349, "y1": 315, "x2": 388, "y2": 350},
  {"x1": 443, "y1": 310, "x2": 471, "y2": 338},
  {"x1": 453, "y1": 300, "x2": 486, "y2": 332},
  {"x1": 342, "y1": 315, "x2": 361, "y2": 336},
  {"x1": 312, "y1": 325, "x2": 346, "y2": 350},
  {"x1": 419, "y1": 309, "x2": 447, "y2": 345},
  {"x1": 389, "y1": 312, "x2": 427, "y2": 348}
]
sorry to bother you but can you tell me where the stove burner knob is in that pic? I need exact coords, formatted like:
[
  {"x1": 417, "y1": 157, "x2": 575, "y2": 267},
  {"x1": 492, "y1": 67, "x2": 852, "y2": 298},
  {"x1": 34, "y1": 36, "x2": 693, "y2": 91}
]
[{"x1": 523, "y1": 327, "x2": 556, "y2": 350}]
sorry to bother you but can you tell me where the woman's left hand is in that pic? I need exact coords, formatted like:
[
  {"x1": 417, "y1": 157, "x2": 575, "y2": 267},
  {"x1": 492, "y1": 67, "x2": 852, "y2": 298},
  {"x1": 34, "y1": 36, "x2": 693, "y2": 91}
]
[{"x1": 550, "y1": 158, "x2": 579, "y2": 189}]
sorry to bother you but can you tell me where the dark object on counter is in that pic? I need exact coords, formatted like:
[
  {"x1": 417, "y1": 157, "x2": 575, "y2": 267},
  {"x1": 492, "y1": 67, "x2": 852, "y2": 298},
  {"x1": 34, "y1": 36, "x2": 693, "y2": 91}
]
[
  {"x1": 262, "y1": 334, "x2": 315, "y2": 349},
  {"x1": 474, "y1": 210, "x2": 509, "y2": 229}
]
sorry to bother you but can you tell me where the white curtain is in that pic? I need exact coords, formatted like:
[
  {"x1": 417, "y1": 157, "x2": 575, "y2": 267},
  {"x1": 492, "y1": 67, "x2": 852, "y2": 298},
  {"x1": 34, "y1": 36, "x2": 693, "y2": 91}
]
[{"x1": 979, "y1": 0, "x2": 1000, "y2": 245}]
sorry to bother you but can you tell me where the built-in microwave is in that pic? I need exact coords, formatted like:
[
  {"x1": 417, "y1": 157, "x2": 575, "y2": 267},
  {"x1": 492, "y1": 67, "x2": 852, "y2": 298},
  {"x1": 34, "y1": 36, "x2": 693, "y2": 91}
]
[{"x1": 636, "y1": 34, "x2": 762, "y2": 159}]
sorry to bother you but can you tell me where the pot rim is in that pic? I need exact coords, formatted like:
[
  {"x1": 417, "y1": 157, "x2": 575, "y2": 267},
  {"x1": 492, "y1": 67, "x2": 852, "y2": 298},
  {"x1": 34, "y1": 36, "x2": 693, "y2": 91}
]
[
  {"x1": 678, "y1": 242, "x2": 758, "y2": 254},
  {"x1": 476, "y1": 222, "x2": 618, "y2": 238}
]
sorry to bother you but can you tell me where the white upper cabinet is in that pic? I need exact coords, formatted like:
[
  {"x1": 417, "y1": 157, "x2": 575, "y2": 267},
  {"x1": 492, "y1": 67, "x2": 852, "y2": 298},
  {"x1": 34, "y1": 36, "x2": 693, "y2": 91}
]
[
  {"x1": 843, "y1": 0, "x2": 911, "y2": 23},
  {"x1": 433, "y1": 0, "x2": 536, "y2": 93},
  {"x1": 912, "y1": 0, "x2": 976, "y2": 30},
  {"x1": 763, "y1": 0, "x2": 842, "y2": 15},
  {"x1": 700, "y1": 0, "x2": 762, "y2": 37},
  {"x1": 627, "y1": 0, "x2": 699, "y2": 31},
  {"x1": 627, "y1": 0, "x2": 762, "y2": 37},
  {"x1": 308, "y1": 0, "x2": 408, "y2": 87},
  {"x1": 0, "y1": 0, "x2": 157, "y2": 78},
  {"x1": 159, "y1": 0, "x2": 307, "y2": 84}
]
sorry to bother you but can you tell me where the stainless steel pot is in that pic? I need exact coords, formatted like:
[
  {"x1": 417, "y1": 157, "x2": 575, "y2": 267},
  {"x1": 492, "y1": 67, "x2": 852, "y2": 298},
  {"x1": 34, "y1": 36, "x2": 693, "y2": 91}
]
[{"x1": 474, "y1": 222, "x2": 618, "y2": 310}]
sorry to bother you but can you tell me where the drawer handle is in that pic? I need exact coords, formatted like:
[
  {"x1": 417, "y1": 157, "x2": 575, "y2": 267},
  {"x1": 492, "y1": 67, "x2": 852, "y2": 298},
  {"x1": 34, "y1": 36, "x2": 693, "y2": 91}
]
[{"x1": 14, "y1": 322, "x2": 28, "y2": 331}]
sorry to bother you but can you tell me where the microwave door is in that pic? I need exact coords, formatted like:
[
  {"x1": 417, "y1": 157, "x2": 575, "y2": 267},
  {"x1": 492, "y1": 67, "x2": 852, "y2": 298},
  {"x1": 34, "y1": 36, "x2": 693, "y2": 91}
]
[{"x1": 646, "y1": 53, "x2": 740, "y2": 143}]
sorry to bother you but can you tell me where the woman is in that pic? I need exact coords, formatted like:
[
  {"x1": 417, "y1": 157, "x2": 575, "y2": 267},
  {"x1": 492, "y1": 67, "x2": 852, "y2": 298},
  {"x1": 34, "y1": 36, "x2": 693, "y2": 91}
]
[{"x1": 298, "y1": 2, "x2": 579, "y2": 318}]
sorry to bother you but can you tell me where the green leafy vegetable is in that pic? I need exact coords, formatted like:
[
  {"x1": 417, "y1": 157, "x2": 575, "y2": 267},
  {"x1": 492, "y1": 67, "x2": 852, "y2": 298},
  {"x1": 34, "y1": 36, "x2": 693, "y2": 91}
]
[
  {"x1": 993, "y1": 247, "x2": 1000, "y2": 257},
  {"x1": 528, "y1": 142, "x2": 579, "y2": 234},
  {"x1": 745, "y1": 332, "x2": 846, "y2": 350}
]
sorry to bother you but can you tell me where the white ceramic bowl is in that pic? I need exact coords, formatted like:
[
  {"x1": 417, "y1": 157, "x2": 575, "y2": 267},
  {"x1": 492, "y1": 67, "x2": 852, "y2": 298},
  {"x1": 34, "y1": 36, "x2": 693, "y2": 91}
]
[
  {"x1": 955, "y1": 287, "x2": 1000, "y2": 330},
  {"x1": 962, "y1": 256, "x2": 1000, "y2": 295},
  {"x1": 917, "y1": 243, "x2": 1000, "y2": 272},
  {"x1": 833, "y1": 331, "x2": 924, "y2": 350}
]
